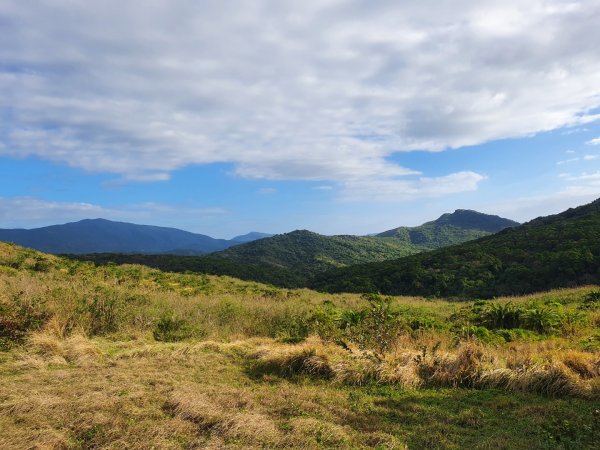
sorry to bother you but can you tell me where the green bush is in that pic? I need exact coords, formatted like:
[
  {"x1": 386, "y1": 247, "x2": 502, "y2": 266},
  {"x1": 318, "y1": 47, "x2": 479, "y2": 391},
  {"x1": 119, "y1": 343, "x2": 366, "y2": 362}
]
[
  {"x1": 153, "y1": 315, "x2": 193, "y2": 342},
  {"x1": 351, "y1": 294, "x2": 404, "y2": 355},
  {"x1": 0, "y1": 292, "x2": 49, "y2": 348},
  {"x1": 479, "y1": 302, "x2": 522, "y2": 329},
  {"x1": 71, "y1": 287, "x2": 124, "y2": 336},
  {"x1": 494, "y1": 328, "x2": 540, "y2": 342},
  {"x1": 521, "y1": 307, "x2": 559, "y2": 334},
  {"x1": 455, "y1": 325, "x2": 501, "y2": 344},
  {"x1": 579, "y1": 291, "x2": 600, "y2": 310},
  {"x1": 216, "y1": 300, "x2": 243, "y2": 325},
  {"x1": 275, "y1": 314, "x2": 311, "y2": 344}
]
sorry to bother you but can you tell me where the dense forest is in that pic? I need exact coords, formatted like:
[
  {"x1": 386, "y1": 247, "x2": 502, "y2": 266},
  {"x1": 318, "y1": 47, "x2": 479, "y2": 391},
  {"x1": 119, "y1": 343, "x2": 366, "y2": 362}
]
[
  {"x1": 69, "y1": 253, "x2": 304, "y2": 287},
  {"x1": 70, "y1": 231, "x2": 417, "y2": 287},
  {"x1": 213, "y1": 230, "x2": 421, "y2": 277},
  {"x1": 212, "y1": 210, "x2": 519, "y2": 277},
  {"x1": 311, "y1": 199, "x2": 600, "y2": 298}
]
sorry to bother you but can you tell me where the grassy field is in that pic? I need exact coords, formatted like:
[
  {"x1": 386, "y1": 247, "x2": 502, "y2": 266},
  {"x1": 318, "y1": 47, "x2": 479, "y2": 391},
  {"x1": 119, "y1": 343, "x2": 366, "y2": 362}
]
[{"x1": 1, "y1": 242, "x2": 599, "y2": 449}]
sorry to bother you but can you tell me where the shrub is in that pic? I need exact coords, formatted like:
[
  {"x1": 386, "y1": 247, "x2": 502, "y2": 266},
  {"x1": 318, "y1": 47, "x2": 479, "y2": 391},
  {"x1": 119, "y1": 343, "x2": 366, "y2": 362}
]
[
  {"x1": 521, "y1": 307, "x2": 560, "y2": 334},
  {"x1": 456, "y1": 326, "x2": 493, "y2": 343},
  {"x1": 0, "y1": 291, "x2": 49, "y2": 349},
  {"x1": 84, "y1": 292, "x2": 121, "y2": 335},
  {"x1": 275, "y1": 314, "x2": 311, "y2": 344},
  {"x1": 153, "y1": 315, "x2": 193, "y2": 342},
  {"x1": 352, "y1": 294, "x2": 404, "y2": 355},
  {"x1": 479, "y1": 302, "x2": 522, "y2": 329},
  {"x1": 580, "y1": 291, "x2": 600, "y2": 310},
  {"x1": 557, "y1": 310, "x2": 587, "y2": 336},
  {"x1": 494, "y1": 328, "x2": 540, "y2": 342}
]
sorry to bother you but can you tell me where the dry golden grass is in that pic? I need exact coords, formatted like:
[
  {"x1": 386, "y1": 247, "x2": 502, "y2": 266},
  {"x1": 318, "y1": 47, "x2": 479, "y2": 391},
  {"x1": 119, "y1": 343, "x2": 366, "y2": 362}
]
[
  {"x1": 250, "y1": 338, "x2": 600, "y2": 399},
  {"x1": 0, "y1": 334, "x2": 414, "y2": 449},
  {"x1": 2, "y1": 332, "x2": 600, "y2": 448}
]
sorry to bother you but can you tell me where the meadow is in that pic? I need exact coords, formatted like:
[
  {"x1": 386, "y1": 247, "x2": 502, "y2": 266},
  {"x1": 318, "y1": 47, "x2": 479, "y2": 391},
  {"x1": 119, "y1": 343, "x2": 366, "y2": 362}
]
[{"x1": 1, "y1": 242, "x2": 599, "y2": 449}]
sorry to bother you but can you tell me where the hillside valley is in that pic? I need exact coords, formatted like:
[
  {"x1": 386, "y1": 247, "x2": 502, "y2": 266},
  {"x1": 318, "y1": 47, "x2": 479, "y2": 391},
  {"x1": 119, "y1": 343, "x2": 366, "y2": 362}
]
[{"x1": 212, "y1": 209, "x2": 519, "y2": 277}]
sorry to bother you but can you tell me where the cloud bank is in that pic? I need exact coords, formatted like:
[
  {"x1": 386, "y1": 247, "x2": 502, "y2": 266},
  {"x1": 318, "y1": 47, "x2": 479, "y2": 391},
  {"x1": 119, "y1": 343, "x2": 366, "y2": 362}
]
[{"x1": 2, "y1": 1, "x2": 600, "y2": 199}]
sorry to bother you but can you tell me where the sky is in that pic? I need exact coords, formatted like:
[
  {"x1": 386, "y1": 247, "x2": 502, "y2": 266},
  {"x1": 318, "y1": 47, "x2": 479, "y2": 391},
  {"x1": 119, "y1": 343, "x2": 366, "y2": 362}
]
[{"x1": 2, "y1": 0, "x2": 600, "y2": 238}]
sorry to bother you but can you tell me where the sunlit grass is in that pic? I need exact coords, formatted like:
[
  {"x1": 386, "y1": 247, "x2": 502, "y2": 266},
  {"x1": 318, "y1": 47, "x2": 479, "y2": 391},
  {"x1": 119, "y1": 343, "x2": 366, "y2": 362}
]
[{"x1": 1, "y1": 242, "x2": 599, "y2": 448}]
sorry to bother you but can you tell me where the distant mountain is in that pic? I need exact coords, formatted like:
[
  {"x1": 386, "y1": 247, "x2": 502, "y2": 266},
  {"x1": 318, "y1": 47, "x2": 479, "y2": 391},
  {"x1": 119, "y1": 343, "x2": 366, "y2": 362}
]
[
  {"x1": 312, "y1": 199, "x2": 600, "y2": 298},
  {"x1": 377, "y1": 210, "x2": 520, "y2": 249},
  {"x1": 214, "y1": 230, "x2": 421, "y2": 278},
  {"x1": 214, "y1": 210, "x2": 519, "y2": 279},
  {"x1": 0, "y1": 219, "x2": 267, "y2": 255},
  {"x1": 231, "y1": 232, "x2": 274, "y2": 243}
]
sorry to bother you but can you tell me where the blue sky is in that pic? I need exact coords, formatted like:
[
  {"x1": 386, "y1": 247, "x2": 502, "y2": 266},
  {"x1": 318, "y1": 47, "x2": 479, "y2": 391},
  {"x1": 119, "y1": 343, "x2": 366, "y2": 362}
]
[{"x1": 2, "y1": 1, "x2": 600, "y2": 238}]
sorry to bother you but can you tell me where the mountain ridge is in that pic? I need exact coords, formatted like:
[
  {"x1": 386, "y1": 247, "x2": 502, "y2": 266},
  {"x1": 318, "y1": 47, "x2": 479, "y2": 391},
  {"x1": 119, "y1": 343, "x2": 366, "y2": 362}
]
[
  {"x1": 213, "y1": 210, "x2": 518, "y2": 278},
  {"x1": 0, "y1": 218, "x2": 269, "y2": 255},
  {"x1": 311, "y1": 198, "x2": 600, "y2": 298},
  {"x1": 377, "y1": 209, "x2": 520, "y2": 248}
]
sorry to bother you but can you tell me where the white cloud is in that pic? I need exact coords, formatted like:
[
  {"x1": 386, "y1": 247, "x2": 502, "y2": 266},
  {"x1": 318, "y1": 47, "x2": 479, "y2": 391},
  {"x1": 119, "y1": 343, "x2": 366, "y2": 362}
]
[
  {"x1": 562, "y1": 128, "x2": 588, "y2": 135},
  {"x1": 0, "y1": 197, "x2": 227, "y2": 230},
  {"x1": 340, "y1": 171, "x2": 485, "y2": 202},
  {"x1": 481, "y1": 190, "x2": 600, "y2": 223},
  {"x1": 313, "y1": 185, "x2": 334, "y2": 191},
  {"x1": 562, "y1": 171, "x2": 600, "y2": 183},
  {"x1": 481, "y1": 165, "x2": 600, "y2": 221},
  {"x1": 2, "y1": 1, "x2": 600, "y2": 200},
  {"x1": 587, "y1": 137, "x2": 600, "y2": 145},
  {"x1": 557, "y1": 157, "x2": 579, "y2": 165},
  {"x1": 583, "y1": 154, "x2": 599, "y2": 160}
]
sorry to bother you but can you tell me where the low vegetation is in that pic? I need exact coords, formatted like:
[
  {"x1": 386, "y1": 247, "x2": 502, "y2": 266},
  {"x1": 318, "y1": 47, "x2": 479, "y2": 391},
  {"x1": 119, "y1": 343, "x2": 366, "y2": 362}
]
[{"x1": 1, "y1": 242, "x2": 599, "y2": 448}]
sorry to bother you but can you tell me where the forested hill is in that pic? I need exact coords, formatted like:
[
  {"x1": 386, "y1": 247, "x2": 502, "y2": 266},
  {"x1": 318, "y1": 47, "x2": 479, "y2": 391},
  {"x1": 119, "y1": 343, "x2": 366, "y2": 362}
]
[
  {"x1": 311, "y1": 198, "x2": 600, "y2": 298},
  {"x1": 213, "y1": 230, "x2": 420, "y2": 278},
  {"x1": 377, "y1": 209, "x2": 519, "y2": 249}
]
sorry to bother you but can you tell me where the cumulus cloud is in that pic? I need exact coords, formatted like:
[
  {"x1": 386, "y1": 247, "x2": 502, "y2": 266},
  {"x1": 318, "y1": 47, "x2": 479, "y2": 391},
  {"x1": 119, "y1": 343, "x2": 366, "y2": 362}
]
[
  {"x1": 587, "y1": 137, "x2": 600, "y2": 145},
  {"x1": 2, "y1": 0, "x2": 600, "y2": 199}
]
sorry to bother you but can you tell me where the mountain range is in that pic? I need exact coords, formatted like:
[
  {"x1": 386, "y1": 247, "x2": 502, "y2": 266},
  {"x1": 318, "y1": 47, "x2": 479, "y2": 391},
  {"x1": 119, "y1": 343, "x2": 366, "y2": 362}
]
[
  {"x1": 30, "y1": 199, "x2": 600, "y2": 299},
  {"x1": 0, "y1": 210, "x2": 517, "y2": 261},
  {"x1": 0, "y1": 219, "x2": 272, "y2": 255},
  {"x1": 212, "y1": 210, "x2": 519, "y2": 277}
]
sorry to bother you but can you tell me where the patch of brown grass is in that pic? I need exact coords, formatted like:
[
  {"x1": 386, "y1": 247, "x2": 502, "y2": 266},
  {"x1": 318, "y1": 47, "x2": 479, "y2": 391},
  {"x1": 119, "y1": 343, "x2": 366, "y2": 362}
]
[{"x1": 249, "y1": 338, "x2": 599, "y2": 399}]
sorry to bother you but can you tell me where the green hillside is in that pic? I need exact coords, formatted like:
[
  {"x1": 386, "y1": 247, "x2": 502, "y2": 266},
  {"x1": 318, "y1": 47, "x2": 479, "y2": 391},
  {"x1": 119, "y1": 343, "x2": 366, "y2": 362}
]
[
  {"x1": 213, "y1": 230, "x2": 421, "y2": 278},
  {"x1": 312, "y1": 199, "x2": 600, "y2": 298},
  {"x1": 377, "y1": 209, "x2": 520, "y2": 249},
  {"x1": 213, "y1": 211, "x2": 518, "y2": 279},
  {"x1": 70, "y1": 252, "x2": 304, "y2": 287}
]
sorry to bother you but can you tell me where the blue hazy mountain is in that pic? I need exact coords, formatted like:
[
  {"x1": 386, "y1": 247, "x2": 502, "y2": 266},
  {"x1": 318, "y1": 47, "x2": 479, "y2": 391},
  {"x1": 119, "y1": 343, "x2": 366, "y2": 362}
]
[
  {"x1": 230, "y1": 232, "x2": 274, "y2": 243},
  {"x1": 0, "y1": 219, "x2": 268, "y2": 254}
]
